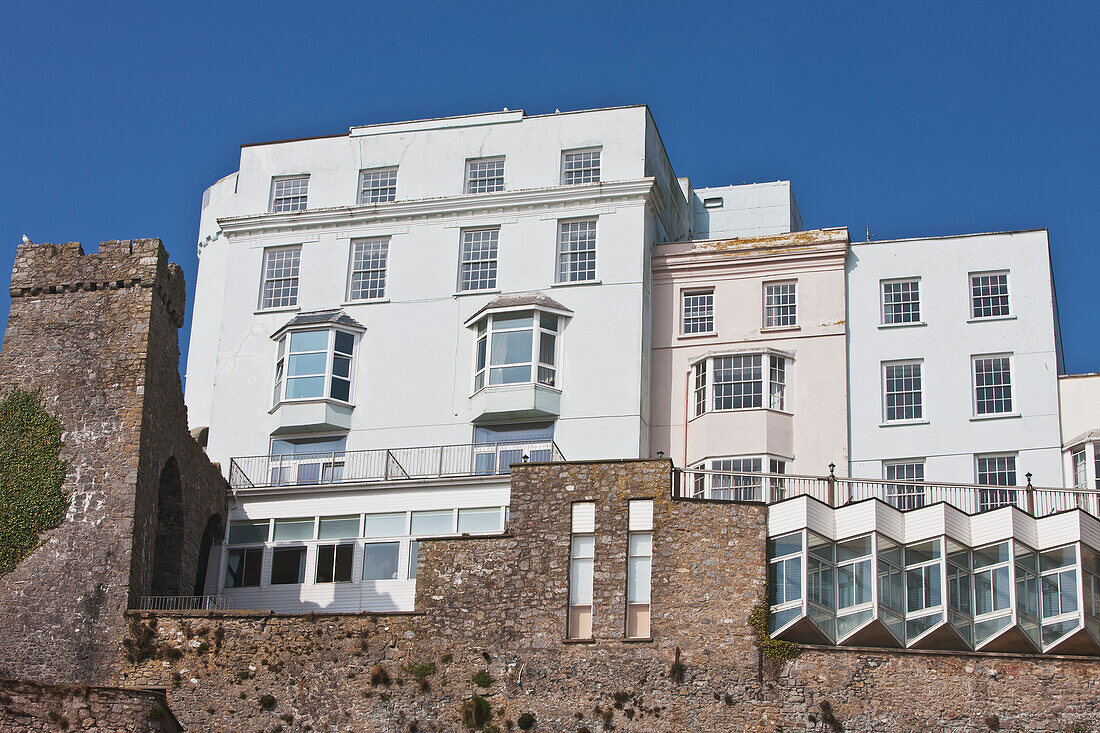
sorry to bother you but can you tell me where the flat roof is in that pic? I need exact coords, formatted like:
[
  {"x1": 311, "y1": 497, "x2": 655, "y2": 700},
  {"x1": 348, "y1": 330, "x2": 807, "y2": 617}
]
[{"x1": 852, "y1": 228, "x2": 1048, "y2": 246}]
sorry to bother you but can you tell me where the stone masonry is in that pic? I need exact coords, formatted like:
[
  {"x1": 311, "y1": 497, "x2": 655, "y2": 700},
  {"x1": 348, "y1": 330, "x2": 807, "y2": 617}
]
[
  {"x1": 0, "y1": 678, "x2": 180, "y2": 732},
  {"x1": 0, "y1": 240, "x2": 226, "y2": 685}
]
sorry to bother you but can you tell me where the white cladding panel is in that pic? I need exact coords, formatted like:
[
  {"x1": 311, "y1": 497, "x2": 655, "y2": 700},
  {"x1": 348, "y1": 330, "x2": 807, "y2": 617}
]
[
  {"x1": 572, "y1": 502, "x2": 596, "y2": 533},
  {"x1": 628, "y1": 499, "x2": 654, "y2": 531}
]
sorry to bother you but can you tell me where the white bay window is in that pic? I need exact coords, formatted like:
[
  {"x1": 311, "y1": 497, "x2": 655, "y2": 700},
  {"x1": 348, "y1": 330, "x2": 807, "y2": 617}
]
[
  {"x1": 273, "y1": 328, "x2": 356, "y2": 405},
  {"x1": 690, "y1": 351, "x2": 791, "y2": 416},
  {"x1": 474, "y1": 310, "x2": 559, "y2": 392}
]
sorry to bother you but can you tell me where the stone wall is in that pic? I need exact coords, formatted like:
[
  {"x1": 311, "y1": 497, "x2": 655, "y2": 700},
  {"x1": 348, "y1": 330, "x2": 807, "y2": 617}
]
[
  {"x1": 0, "y1": 240, "x2": 226, "y2": 685},
  {"x1": 0, "y1": 678, "x2": 180, "y2": 732},
  {"x1": 112, "y1": 461, "x2": 1100, "y2": 732}
]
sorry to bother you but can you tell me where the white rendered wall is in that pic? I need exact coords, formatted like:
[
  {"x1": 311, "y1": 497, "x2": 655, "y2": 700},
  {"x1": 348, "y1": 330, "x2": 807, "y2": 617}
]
[
  {"x1": 1058, "y1": 373, "x2": 1100, "y2": 489},
  {"x1": 691, "y1": 181, "x2": 802, "y2": 239},
  {"x1": 185, "y1": 107, "x2": 685, "y2": 471},
  {"x1": 650, "y1": 228, "x2": 850, "y2": 476},
  {"x1": 847, "y1": 230, "x2": 1063, "y2": 487}
]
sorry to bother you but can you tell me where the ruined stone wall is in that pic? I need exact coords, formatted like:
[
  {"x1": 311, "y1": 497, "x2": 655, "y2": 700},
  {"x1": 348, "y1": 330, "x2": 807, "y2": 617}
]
[
  {"x1": 0, "y1": 240, "x2": 226, "y2": 685},
  {"x1": 113, "y1": 461, "x2": 1100, "y2": 732},
  {"x1": 0, "y1": 678, "x2": 180, "y2": 732}
]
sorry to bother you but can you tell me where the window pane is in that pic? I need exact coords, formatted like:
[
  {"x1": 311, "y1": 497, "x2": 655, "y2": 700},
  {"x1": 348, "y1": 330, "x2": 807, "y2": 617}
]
[
  {"x1": 628, "y1": 556, "x2": 652, "y2": 603},
  {"x1": 270, "y1": 547, "x2": 306, "y2": 584},
  {"x1": 290, "y1": 330, "x2": 329, "y2": 352},
  {"x1": 334, "y1": 331, "x2": 354, "y2": 355},
  {"x1": 539, "y1": 332, "x2": 556, "y2": 365},
  {"x1": 288, "y1": 352, "x2": 327, "y2": 377},
  {"x1": 363, "y1": 512, "x2": 406, "y2": 537},
  {"x1": 974, "y1": 356, "x2": 1013, "y2": 415},
  {"x1": 491, "y1": 330, "x2": 533, "y2": 365},
  {"x1": 318, "y1": 516, "x2": 360, "y2": 540},
  {"x1": 286, "y1": 376, "x2": 325, "y2": 399},
  {"x1": 764, "y1": 282, "x2": 797, "y2": 327},
  {"x1": 228, "y1": 520, "x2": 269, "y2": 544},
  {"x1": 572, "y1": 534, "x2": 595, "y2": 559},
  {"x1": 570, "y1": 557, "x2": 593, "y2": 604},
  {"x1": 489, "y1": 365, "x2": 531, "y2": 385},
  {"x1": 884, "y1": 362, "x2": 923, "y2": 421},
  {"x1": 409, "y1": 539, "x2": 418, "y2": 579},
  {"x1": 260, "y1": 247, "x2": 301, "y2": 309},
  {"x1": 316, "y1": 545, "x2": 335, "y2": 583},
  {"x1": 226, "y1": 548, "x2": 263, "y2": 588},
  {"x1": 629, "y1": 533, "x2": 653, "y2": 556},
  {"x1": 334, "y1": 544, "x2": 353, "y2": 582},
  {"x1": 493, "y1": 311, "x2": 533, "y2": 329},
  {"x1": 329, "y1": 377, "x2": 351, "y2": 402},
  {"x1": 971, "y1": 273, "x2": 1010, "y2": 318},
  {"x1": 363, "y1": 542, "x2": 400, "y2": 580},
  {"x1": 682, "y1": 291, "x2": 714, "y2": 334},
  {"x1": 457, "y1": 507, "x2": 501, "y2": 533},
  {"x1": 882, "y1": 279, "x2": 921, "y2": 324},
  {"x1": 273, "y1": 518, "x2": 314, "y2": 542},
  {"x1": 411, "y1": 510, "x2": 453, "y2": 535}
]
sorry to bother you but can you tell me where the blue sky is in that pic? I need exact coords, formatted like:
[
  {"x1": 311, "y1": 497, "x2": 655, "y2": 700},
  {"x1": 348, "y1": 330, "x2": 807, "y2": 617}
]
[{"x1": 0, "y1": 1, "x2": 1096, "y2": 374}]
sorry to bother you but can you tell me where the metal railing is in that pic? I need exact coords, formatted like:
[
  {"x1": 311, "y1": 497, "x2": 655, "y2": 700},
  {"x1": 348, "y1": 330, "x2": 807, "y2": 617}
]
[
  {"x1": 229, "y1": 440, "x2": 564, "y2": 490},
  {"x1": 133, "y1": 595, "x2": 232, "y2": 611},
  {"x1": 675, "y1": 468, "x2": 1100, "y2": 519}
]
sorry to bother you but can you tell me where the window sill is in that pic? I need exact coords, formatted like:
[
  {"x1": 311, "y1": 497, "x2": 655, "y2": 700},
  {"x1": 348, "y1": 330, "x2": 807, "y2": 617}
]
[
  {"x1": 967, "y1": 315, "x2": 1016, "y2": 324},
  {"x1": 561, "y1": 637, "x2": 596, "y2": 644},
  {"x1": 269, "y1": 397, "x2": 355, "y2": 415},
  {"x1": 970, "y1": 412, "x2": 1022, "y2": 422},
  {"x1": 342, "y1": 298, "x2": 390, "y2": 306},
  {"x1": 761, "y1": 325, "x2": 800, "y2": 333},
  {"x1": 878, "y1": 321, "x2": 927, "y2": 329},
  {"x1": 551, "y1": 279, "x2": 601, "y2": 289},
  {"x1": 677, "y1": 331, "x2": 718, "y2": 341},
  {"x1": 454, "y1": 289, "x2": 501, "y2": 298},
  {"x1": 620, "y1": 637, "x2": 654, "y2": 644},
  {"x1": 254, "y1": 306, "x2": 301, "y2": 316},
  {"x1": 695, "y1": 407, "x2": 793, "y2": 418},
  {"x1": 878, "y1": 420, "x2": 930, "y2": 428},
  {"x1": 470, "y1": 383, "x2": 562, "y2": 399}
]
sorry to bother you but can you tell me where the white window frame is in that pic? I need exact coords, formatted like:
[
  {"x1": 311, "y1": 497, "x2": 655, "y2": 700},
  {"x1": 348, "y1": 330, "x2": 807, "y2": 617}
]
[
  {"x1": 358, "y1": 167, "x2": 398, "y2": 204},
  {"x1": 763, "y1": 280, "x2": 797, "y2": 329},
  {"x1": 691, "y1": 351, "x2": 790, "y2": 417},
  {"x1": 271, "y1": 328, "x2": 357, "y2": 406},
  {"x1": 465, "y1": 157, "x2": 505, "y2": 194},
  {"x1": 880, "y1": 278, "x2": 922, "y2": 325},
  {"x1": 347, "y1": 238, "x2": 389, "y2": 301},
  {"x1": 259, "y1": 246, "x2": 301, "y2": 310},
  {"x1": 691, "y1": 454, "x2": 788, "y2": 502},
  {"x1": 975, "y1": 453, "x2": 1018, "y2": 512},
  {"x1": 971, "y1": 353, "x2": 1014, "y2": 417},
  {"x1": 681, "y1": 289, "x2": 715, "y2": 335},
  {"x1": 969, "y1": 270, "x2": 1011, "y2": 320},
  {"x1": 556, "y1": 218, "x2": 598, "y2": 283},
  {"x1": 457, "y1": 227, "x2": 499, "y2": 292},
  {"x1": 561, "y1": 148, "x2": 602, "y2": 185},
  {"x1": 882, "y1": 360, "x2": 924, "y2": 424},
  {"x1": 472, "y1": 309, "x2": 560, "y2": 393},
  {"x1": 270, "y1": 175, "x2": 309, "y2": 213},
  {"x1": 883, "y1": 460, "x2": 926, "y2": 510}
]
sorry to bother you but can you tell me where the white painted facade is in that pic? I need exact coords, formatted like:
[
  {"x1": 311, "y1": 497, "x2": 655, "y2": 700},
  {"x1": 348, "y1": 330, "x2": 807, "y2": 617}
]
[
  {"x1": 1059, "y1": 373, "x2": 1100, "y2": 491},
  {"x1": 689, "y1": 181, "x2": 802, "y2": 240},
  {"x1": 846, "y1": 230, "x2": 1064, "y2": 488}
]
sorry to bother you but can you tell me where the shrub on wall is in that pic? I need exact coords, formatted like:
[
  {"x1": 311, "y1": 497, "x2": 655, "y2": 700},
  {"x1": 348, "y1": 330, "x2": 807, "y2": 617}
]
[{"x1": 0, "y1": 389, "x2": 68, "y2": 576}]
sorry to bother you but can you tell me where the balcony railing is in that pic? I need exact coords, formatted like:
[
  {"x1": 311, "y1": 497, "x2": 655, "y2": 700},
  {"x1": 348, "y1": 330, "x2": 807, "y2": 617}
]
[
  {"x1": 132, "y1": 595, "x2": 232, "y2": 611},
  {"x1": 229, "y1": 440, "x2": 564, "y2": 490},
  {"x1": 675, "y1": 468, "x2": 1100, "y2": 519}
]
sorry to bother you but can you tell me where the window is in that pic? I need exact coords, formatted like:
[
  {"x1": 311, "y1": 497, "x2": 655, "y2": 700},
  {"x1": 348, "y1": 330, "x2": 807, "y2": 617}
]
[
  {"x1": 682, "y1": 290, "x2": 714, "y2": 334},
  {"x1": 973, "y1": 542, "x2": 1012, "y2": 617},
  {"x1": 970, "y1": 272, "x2": 1010, "y2": 319},
  {"x1": 363, "y1": 542, "x2": 400, "y2": 580},
  {"x1": 364, "y1": 512, "x2": 406, "y2": 538},
  {"x1": 976, "y1": 454, "x2": 1017, "y2": 511},
  {"x1": 693, "y1": 361, "x2": 706, "y2": 418},
  {"x1": 273, "y1": 517, "x2": 314, "y2": 542},
  {"x1": 260, "y1": 246, "x2": 301, "y2": 310},
  {"x1": 714, "y1": 355, "x2": 762, "y2": 410},
  {"x1": 883, "y1": 361, "x2": 923, "y2": 422},
  {"x1": 472, "y1": 422, "x2": 555, "y2": 473},
  {"x1": 882, "y1": 279, "x2": 921, "y2": 325},
  {"x1": 768, "y1": 459, "x2": 787, "y2": 502},
  {"x1": 562, "y1": 149, "x2": 601, "y2": 185},
  {"x1": 695, "y1": 353, "x2": 787, "y2": 415},
  {"x1": 465, "y1": 158, "x2": 505, "y2": 194},
  {"x1": 884, "y1": 461, "x2": 925, "y2": 510},
  {"x1": 458, "y1": 228, "x2": 499, "y2": 292},
  {"x1": 837, "y1": 536, "x2": 873, "y2": 610},
  {"x1": 411, "y1": 510, "x2": 453, "y2": 536},
  {"x1": 358, "y1": 168, "x2": 398, "y2": 204},
  {"x1": 457, "y1": 507, "x2": 502, "y2": 534},
  {"x1": 348, "y1": 239, "x2": 389, "y2": 301},
  {"x1": 626, "y1": 500, "x2": 653, "y2": 638},
  {"x1": 315, "y1": 544, "x2": 354, "y2": 583},
  {"x1": 569, "y1": 502, "x2": 595, "y2": 639},
  {"x1": 269, "y1": 436, "x2": 347, "y2": 485},
  {"x1": 225, "y1": 548, "x2": 262, "y2": 588},
  {"x1": 1071, "y1": 448, "x2": 1087, "y2": 491},
  {"x1": 703, "y1": 197, "x2": 724, "y2": 209},
  {"x1": 473, "y1": 310, "x2": 558, "y2": 391},
  {"x1": 270, "y1": 547, "x2": 306, "y2": 585},
  {"x1": 711, "y1": 457, "x2": 763, "y2": 501},
  {"x1": 318, "y1": 515, "x2": 359, "y2": 540},
  {"x1": 270, "y1": 176, "x2": 309, "y2": 212},
  {"x1": 557, "y1": 219, "x2": 597, "y2": 283},
  {"x1": 1040, "y1": 546, "x2": 1079, "y2": 619},
  {"x1": 228, "y1": 520, "x2": 269, "y2": 544},
  {"x1": 763, "y1": 282, "x2": 797, "y2": 328},
  {"x1": 272, "y1": 329, "x2": 355, "y2": 404},
  {"x1": 768, "y1": 532, "x2": 804, "y2": 607},
  {"x1": 905, "y1": 540, "x2": 942, "y2": 613},
  {"x1": 408, "y1": 539, "x2": 418, "y2": 580},
  {"x1": 973, "y1": 355, "x2": 1013, "y2": 415}
]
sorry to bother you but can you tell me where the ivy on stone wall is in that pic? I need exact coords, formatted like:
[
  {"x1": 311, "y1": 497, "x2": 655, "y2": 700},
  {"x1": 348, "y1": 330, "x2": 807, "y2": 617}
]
[
  {"x1": 748, "y1": 602, "x2": 802, "y2": 665},
  {"x1": 0, "y1": 389, "x2": 68, "y2": 576}
]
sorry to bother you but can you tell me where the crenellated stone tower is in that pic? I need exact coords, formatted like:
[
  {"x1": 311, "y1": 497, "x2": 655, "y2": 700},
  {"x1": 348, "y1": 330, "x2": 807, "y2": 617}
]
[{"x1": 0, "y1": 239, "x2": 226, "y2": 685}]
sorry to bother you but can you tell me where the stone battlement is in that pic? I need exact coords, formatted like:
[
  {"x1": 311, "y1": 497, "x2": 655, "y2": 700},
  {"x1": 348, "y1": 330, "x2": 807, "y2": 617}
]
[{"x1": 9, "y1": 239, "x2": 186, "y2": 328}]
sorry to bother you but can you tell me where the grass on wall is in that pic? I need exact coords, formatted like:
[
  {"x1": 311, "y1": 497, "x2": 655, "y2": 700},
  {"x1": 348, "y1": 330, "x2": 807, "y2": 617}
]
[{"x1": 0, "y1": 389, "x2": 68, "y2": 576}]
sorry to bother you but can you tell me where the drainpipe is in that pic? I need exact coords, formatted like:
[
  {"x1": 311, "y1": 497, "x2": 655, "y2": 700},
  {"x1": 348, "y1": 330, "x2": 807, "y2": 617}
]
[{"x1": 683, "y1": 366, "x2": 692, "y2": 472}]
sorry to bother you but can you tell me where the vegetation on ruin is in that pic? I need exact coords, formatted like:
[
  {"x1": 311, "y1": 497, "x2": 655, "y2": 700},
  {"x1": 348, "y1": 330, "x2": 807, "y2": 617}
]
[
  {"x1": 472, "y1": 670, "x2": 493, "y2": 688},
  {"x1": 748, "y1": 601, "x2": 802, "y2": 664},
  {"x1": 460, "y1": 695, "x2": 491, "y2": 729},
  {"x1": 0, "y1": 389, "x2": 68, "y2": 576}
]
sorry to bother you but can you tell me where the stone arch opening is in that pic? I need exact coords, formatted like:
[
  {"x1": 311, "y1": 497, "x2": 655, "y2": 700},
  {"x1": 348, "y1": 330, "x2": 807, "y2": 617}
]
[
  {"x1": 150, "y1": 456, "x2": 184, "y2": 596},
  {"x1": 192, "y1": 513, "x2": 223, "y2": 597}
]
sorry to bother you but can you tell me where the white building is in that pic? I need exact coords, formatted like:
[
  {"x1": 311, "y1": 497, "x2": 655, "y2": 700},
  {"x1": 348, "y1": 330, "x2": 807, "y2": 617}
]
[
  {"x1": 846, "y1": 230, "x2": 1065, "y2": 496},
  {"x1": 1059, "y1": 373, "x2": 1100, "y2": 492}
]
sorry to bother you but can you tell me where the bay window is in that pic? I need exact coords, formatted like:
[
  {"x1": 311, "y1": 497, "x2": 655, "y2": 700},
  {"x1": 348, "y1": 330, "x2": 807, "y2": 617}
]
[
  {"x1": 273, "y1": 328, "x2": 356, "y2": 405},
  {"x1": 691, "y1": 351, "x2": 790, "y2": 416},
  {"x1": 474, "y1": 310, "x2": 559, "y2": 391}
]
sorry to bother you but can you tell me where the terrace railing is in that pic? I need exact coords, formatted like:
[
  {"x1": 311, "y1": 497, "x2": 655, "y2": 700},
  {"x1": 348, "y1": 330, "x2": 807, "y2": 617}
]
[
  {"x1": 229, "y1": 440, "x2": 564, "y2": 490},
  {"x1": 132, "y1": 595, "x2": 232, "y2": 611},
  {"x1": 675, "y1": 468, "x2": 1100, "y2": 519}
]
